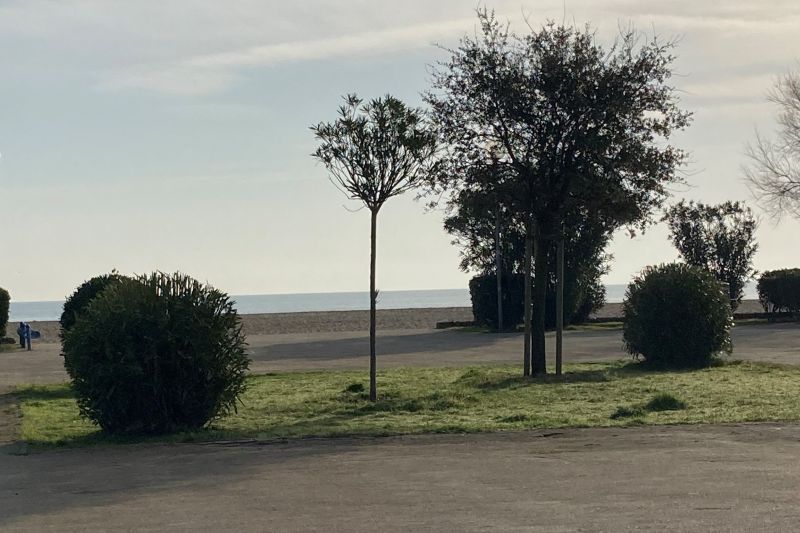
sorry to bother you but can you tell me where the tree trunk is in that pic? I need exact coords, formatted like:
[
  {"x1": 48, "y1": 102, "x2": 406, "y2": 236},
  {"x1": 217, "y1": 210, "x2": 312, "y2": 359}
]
[
  {"x1": 495, "y1": 206, "x2": 504, "y2": 332},
  {"x1": 369, "y1": 208, "x2": 378, "y2": 401},
  {"x1": 523, "y1": 219, "x2": 532, "y2": 377},
  {"x1": 531, "y1": 228, "x2": 548, "y2": 377},
  {"x1": 556, "y1": 232, "x2": 564, "y2": 376}
]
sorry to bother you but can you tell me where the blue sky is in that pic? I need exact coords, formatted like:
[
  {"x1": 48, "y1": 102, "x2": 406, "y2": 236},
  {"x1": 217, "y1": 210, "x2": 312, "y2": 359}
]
[{"x1": 2, "y1": 0, "x2": 800, "y2": 301}]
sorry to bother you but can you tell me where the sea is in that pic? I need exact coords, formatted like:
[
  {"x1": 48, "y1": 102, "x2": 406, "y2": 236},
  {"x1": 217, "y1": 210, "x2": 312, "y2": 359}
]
[{"x1": 8, "y1": 283, "x2": 759, "y2": 322}]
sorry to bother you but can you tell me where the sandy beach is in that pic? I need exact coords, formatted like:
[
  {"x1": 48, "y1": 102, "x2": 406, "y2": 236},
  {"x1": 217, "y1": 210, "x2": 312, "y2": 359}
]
[
  {"x1": 13, "y1": 307, "x2": 475, "y2": 342},
  {"x1": 11, "y1": 300, "x2": 767, "y2": 342}
]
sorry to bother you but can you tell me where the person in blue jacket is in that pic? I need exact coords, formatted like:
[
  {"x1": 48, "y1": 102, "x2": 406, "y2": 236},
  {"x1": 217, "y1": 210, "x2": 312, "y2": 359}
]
[{"x1": 16, "y1": 322, "x2": 26, "y2": 348}]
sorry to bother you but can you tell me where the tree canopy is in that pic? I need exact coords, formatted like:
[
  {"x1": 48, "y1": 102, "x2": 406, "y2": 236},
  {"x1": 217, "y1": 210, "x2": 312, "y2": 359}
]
[
  {"x1": 663, "y1": 200, "x2": 758, "y2": 308},
  {"x1": 426, "y1": 10, "x2": 691, "y2": 234},
  {"x1": 312, "y1": 94, "x2": 437, "y2": 213},
  {"x1": 426, "y1": 9, "x2": 691, "y2": 375}
]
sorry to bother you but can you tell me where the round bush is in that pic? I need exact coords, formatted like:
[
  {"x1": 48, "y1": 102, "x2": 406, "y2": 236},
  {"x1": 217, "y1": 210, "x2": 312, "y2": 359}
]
[
  {"x1": 622, "y1": 263, "x2": 732, "y2": 368},
  {"x1": 63, "y1": 272, "x2": 250, "y2": 435},
  {"x1": 60, "y1": 273, "x2": 126, "y2": 340},
  {"x1": 757, "y1": 269, "x2": 800, "y2": 313}
]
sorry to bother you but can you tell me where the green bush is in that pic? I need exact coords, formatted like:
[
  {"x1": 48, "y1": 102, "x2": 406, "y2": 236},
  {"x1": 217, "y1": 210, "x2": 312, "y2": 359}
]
[
  {"x1": 757, "y1": 269, "x2": 800, "y2": 313},
  {"x1": 62, "y1": 272, "x2": 250, "y2": 435},
  {"x1": 469, "y1": 273, "x2": 525, "y2": 331},
  {"x1": 0, "y1": 288, "x2": 9, "y2": 338},
  {"x1": 622, "y1": 263, "x2": 732, "y2": 369},
  {"x1": 60, "y1": 273, "x2": 126, "y2": 340},
  {"x1": 469, "y1": 271, "x2": 605, "y2": 331}
]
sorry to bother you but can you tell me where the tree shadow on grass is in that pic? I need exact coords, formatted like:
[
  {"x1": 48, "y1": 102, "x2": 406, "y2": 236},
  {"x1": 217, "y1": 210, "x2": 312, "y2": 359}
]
[
  {"x1": 607, "y1": 357, "x2": 741, "y2": 378},
  {"x1": 455, "y1": 366, "x2": 612, "y2": 392},
  {"x1": 452, "y1": 359, "x2": 749, "y2": 393},
  {"x1": 13, "y1": 384, "x2": 75, "y2": 402}
]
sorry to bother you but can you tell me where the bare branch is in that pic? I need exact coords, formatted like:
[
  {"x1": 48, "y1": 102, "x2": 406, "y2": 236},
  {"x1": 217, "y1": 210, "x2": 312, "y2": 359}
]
[{"x1": 745, "y1": 71, "x2": 800, "y2": 220}]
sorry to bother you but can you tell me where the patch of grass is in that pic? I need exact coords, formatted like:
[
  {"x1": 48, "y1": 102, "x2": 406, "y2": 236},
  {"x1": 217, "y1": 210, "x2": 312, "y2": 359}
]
[
  {"x1": 610, "y1": 392, "x2": 688, "y2": 421},
  {"x1": 610, "y1": 405, "x2": 645, "y2": 419},
  {"x1": 644, "y1": 393, "x2": 687, "y2": 412},
  {"x1": 343, "y1": 383, "x2": 365, "y2": 394},
  {"x1": 15, "y1": 360, "x2": 800, "y2": 449}
]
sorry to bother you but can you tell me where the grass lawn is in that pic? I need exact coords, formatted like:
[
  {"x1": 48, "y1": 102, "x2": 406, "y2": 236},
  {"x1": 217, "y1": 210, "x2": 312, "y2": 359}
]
[{"x1": 13, "y1": 360, "x2": 800, "y2": 448}]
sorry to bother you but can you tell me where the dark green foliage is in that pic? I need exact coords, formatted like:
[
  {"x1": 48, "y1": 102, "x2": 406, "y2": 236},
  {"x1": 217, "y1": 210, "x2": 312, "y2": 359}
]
[
  {"x1": 610, "y1": 405, "x2": 645, "y2": 419},
  {"x1": 663, "y1": 201, "x2": 758, "y2": 309},
  {"x1": 543, "y1": 261, "x2": 606, "y2": 327},
  {"x1": 757, "y1": 269, "x2": 800, "y2": 313},
  {"x1": 311, "y1": 94, "x2": 437, "y2": 211},
  {"x1": 623, "y1": 263, "x2": 733, "y2": 369},
  {"x1": 469, "y1": 272, "x2": 604, "y2": 331},
  {"x1": 644, "y1": 393, "x2": 687, "y2": 412},
  {"x1": 62, "y1": 272, "x2": 250, "y2": 435},
  {"x1": 611, "y1": 393, "x2": 686, "y2": 419},
  {"x1": 60, "y1": 273, "x2": 126, "y2": 340},
  {"x1": 344, "y1": 383, "x2": 365, "y2": 393},
  {"x1": 0, "y1": 287, "x2": 9, "y2": 338},
  {"x1": 427, "y1": 9, "x2": 690, "y2": 374},
  {"x1": 469, "y1": 273, "x2": 524, "y2": 331},
  {"x1": 445, "y1": 188, "x2": 610, "y2": 327}
]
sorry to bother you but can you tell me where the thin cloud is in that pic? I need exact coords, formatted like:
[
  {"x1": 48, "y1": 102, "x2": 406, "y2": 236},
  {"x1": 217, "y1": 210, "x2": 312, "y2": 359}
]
[{"x1": 100, "y1": 17, "x2": 476, "y2": 95}]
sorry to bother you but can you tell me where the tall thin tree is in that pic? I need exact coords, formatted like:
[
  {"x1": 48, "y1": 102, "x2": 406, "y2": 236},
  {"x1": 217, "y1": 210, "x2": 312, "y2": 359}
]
[{"x1": 312, "y1": 94, "x2": 437, "y2": 401}]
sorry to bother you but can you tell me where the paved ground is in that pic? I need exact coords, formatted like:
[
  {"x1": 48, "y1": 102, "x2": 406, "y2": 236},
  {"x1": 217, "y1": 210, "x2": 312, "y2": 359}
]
[
  {"x1": 3, "y1": 323, "x2": 799, "y2": 387},
  {"x1": 3, "y1": 324, "x2": 800, "y2": 532},
  {"x1": 3, "y1": 423, "x2": 800, "y2": 532}
]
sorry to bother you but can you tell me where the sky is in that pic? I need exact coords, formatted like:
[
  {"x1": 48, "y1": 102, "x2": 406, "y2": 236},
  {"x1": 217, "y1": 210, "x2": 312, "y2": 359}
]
[{"x1": 2, "y1": 0, "x2": 800, "y2": 301}]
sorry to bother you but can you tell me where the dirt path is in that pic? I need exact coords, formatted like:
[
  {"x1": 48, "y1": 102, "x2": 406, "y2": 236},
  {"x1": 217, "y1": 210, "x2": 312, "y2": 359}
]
[{"x1": 3, "y1": 423, "x2": 800, "y2": 531}]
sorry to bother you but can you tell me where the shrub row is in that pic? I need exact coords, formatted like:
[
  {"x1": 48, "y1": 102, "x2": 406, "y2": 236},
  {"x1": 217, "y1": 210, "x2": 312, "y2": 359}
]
[
  {"x1": 469, "y1": 272, "x2": 604, "y2": 331},
  {"x1": 757, "y1": 269, "x2": 800, "y2": 313}
]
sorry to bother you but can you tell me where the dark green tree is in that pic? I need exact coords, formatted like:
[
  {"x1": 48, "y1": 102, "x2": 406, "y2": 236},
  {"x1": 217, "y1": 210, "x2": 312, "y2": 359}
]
[
  {"x1": 312, "y1": 94, "x2": 437, "y2": 401},
  {"x1": 663, "y1": 201, "x2": 758, "y2": 309},
  {"x1": 444, "y1": 191, "x2": 611, "y2": 329},
  {"x1": 426, "y1": 10, "x2": 690, "y2": 376}
]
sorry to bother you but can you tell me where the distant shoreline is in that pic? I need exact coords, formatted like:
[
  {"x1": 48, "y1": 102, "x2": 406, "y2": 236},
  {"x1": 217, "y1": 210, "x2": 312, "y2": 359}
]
[{"x1": 15, "y1": 300, "x2": 765, "y2": 342}]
